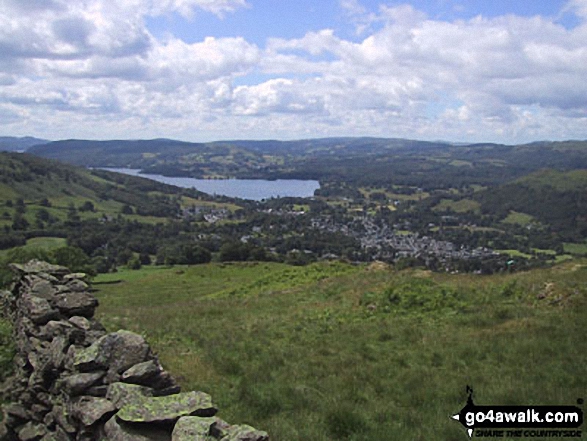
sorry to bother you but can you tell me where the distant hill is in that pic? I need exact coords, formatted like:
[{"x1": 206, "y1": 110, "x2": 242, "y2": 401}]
[
  {"x1": 475, "y1": 169, "x2": 587, "y2": 240},
  {"x1": 26, "y1": 137, "x2": 587, "y2": 188},
  {"x1": 0, "y1": 137, "x2": 49, "y2": 152},
  {"x1": 0, "y1": 152, "x2": 210, "y2": 228}
]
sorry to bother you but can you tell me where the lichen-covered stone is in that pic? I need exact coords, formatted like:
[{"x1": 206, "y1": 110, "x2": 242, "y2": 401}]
[
  {"x1": 54, "y1": 292, "x2": 98, "y2": 318},
  {"x1": 30, "y1": 280, "x2": 57, "y2": 301},
  {"x1": 20, "y1": 294, "x2": 60, "y2": 325},
  {"x1": 9, "y1": 261, "x2": 69, "y2": 277},
  {"x1": 121, "y1": 360, "x2": 161, "y2": 385},
  {"x1": 62, "y1": 372, "x2": 105, "y2": 396},
  {"x1": 69, "y1": 396, "x2": 116, "y2": 427},
  {"x1": 106, "y1": 383, "x2": 154, "y2": 409},
  {"x1": 172, "y1": 416, "x2": 216, "y2": 441},
  {"x1": 64, "y1": 279, "x2": 89, "y2": 292},
  {"x1": 51, "y1": 406, "x2": 76, "y2": 435},
  {"x1": 63, "y1": 273, "x2": 88, "y2": 282},
  {"x1": 16, "y1": 421, "x2": 48, "y2": 441},
  {"x1": 68, "y1": 316, "x2": 92, "y2": 331},
  {"x1": 117, "y1": 391, "x2": 217, "y2": 424},
  {"x1": 73, "y1": 331, "x2": 150, "y2": 375},
  {"x1": 103, "y1": 415, "x2": 171, "y2": 441},
  {"x1": 220, "y1": 425, "x2": 269, "y2": 441}
]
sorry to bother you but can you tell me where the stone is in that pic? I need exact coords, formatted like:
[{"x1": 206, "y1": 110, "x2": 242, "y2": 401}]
[
  {"x1": 121, "y1": 360, "x2": 161, "y2": 385},
  {"x1": 63, "y1": 273, "x2": 87, "y2": 282},
  {"x1": 54, "y1": 292, "x2": 98, "y2": 318},
  {"x1": 69, "y1": 396, "x2": 116, "y2": 427},
  {"x1": 2, "y1": 403, "x2": 30, "y2": 427},
  {"x1": 172, "y1": 416, "x2": 216, "y2": 441},
  {"x1": 85, "y1": 385, "x2": 109, "y2": 397},
  {"x1": 67, "y1": 316, "x2": 92, "y2": 331},
  {"x1": 74, "y1": 331, "x2": 150, "y2": 374},
  {"x1": 48, "y1": 336, "x2": 69, "y2": 369},
  {"x1": 30, "y1": 280, "x2": 57, "y2": 301},
  {"x1": 9, "y1": 261, "x2": 69, "y2": 277},
  {"x1": 39, "y1": 320, "x2": 74, "y2": 341},
  {"x1": 20, "y1": 294, "x2": 60, "y2": 325},
  {"x1": 106, "y1": 383, "x2": 154, "y2": 409},
  {"x1": 62, "y1": 372, "x2": 105, "y2": 396},
  {"x1": 0, "y1": 423, "x2": 17, "y2": 441},
  {"x1": 51, "y1": 406, "x2": 76, "y2": 435},
  {"x1": 103, "y1": 415, "x2": 171, "y2": 441},
  {"x1": 16, "y1": 421, "x2": 48, "y2": 441},
  {"x1": 117, "y1": 391, "x2": 217, "y2": 424},
  {"x1": 64, "y1": 279, "x2": 89, "y2": 292},
  {"x1": 209, "y1": 419, "x2": 232, "y2": 439},
  {"x1": 220, "y1": 425, "x2": 269, "y2": 441}
]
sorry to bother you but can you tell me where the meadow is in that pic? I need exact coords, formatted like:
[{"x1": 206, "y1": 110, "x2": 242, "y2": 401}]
[{"x1": 93, "y1": 260, "x2": 587, "y2": 441}]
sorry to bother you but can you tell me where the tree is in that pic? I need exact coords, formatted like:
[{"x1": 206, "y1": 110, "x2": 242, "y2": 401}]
[
  {"x1": 79, "y1": 201, "x2": 95, "y2": 212},
  {"x1": 51, "y1": 246, "x2": 94, "y2": 274},
  {"x1": 11, "y1": 212, "x2": 29, "y2": 231}
]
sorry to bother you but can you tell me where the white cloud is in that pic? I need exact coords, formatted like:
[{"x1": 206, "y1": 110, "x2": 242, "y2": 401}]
[{"x1": 1, "y1": 0, "x2": 587, "y2": 143}]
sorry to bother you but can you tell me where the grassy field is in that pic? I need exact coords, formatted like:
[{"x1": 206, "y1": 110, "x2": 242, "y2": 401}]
[
  {"x1": 564, "y1": 242, "x2": 587, "y2": 255},
  {"x1": 93, "y1": 261, "x2": 587, "y2": 441},
  {"x1": 433, "y1": 198, "x2": 481, "y2": 213},
  {"x1": 502, "y1": 211, "x2": 535, "y2": 226},
  {"x1": 0, "y1": 237, "x2": 66, "y2": 259}
]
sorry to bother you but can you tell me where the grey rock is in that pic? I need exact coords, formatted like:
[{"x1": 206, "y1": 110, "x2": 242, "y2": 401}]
[
  {"x1": 69, "y1": 396, "x2": 116, "y2": 427},
  {"x1": 38, "y1": 321, "x2": 74, "y2": 341},
  {"x1": 220, "y1": 425, "x2": 269, "y2": 441},
  {"x1": 209, "y1": 419, "x2": 231, "y2": 439},
  {"x1": 67, "y1": 317, "x2": 91, "y2": 331},
  {"x1": 9, "y1": 261, "x2": 69, "y2": 277},
  {"x1": 21, "y1": 294, "x2": 60, "y2": 325},
  {"x1": 106, "y1": 383, "x2": 154, "y2": 410},
  {"x1": 0, "y1": 423, "x2": 17, "y2": 441},
  {"x1": 121, "y1": 360, "x2": 161, "y2": 385},
  {"x1": 74, "y1": 331, "x2": 150, "y2": 375},
  {"x1": 48, "y1": 336, "x2": 69, "y2": 370},
  {"x1": 85, "y1": 385, "x2": 109, "y2": 397},
  {"x1": 62, "y1": 273, "x2": 88, "y2": 282},
  {"x1": 64, "y1": 279, "x2": 89, "y2": 293},
  {"x1": 30, "y1": 280, "x2": 57, "y2": 301},
  {"x1": 117, "y1": 391, "x2": 217, "y2": 424},
  {"x1": 103, "y1": 415, "x2": 171, "y2": 441},
  {"x1": 54, "y1": 292, "x2": 98, "y2": 318},
  {"x1": 2, "y1": 403, "x2": 30, "y2": 428},
  {"x1": 62, "y1": 372, "x2": 105, "y2": 396},
  {"x1": 51, "y1": 406, "x2": 76, "y2": 435},
  {"x1": 16, "y1": 421, "x2": 48, "y2": 441},
  {"x1": 172, "y1": 416, "x2": 216, "y2": 441}
]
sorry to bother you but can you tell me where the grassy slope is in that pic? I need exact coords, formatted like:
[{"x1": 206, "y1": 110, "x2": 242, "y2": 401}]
[
  {"x1": 94, "y1": 261, "x2": 587, "y2": 441},
  {"x1": 0, "y1": 152, "x2": 238, "y2": 229}
]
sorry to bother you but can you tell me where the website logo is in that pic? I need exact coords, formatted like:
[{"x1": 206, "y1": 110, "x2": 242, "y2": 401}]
[{"x1": 451, "y1": 386, "x2": 584, "y2": 439}]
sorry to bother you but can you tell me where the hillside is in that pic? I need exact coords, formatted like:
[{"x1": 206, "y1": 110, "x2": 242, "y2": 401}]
[
  {"x1": 28, "y1": 138, "x2": 587, "y2": 190},
  {"x1": 0, "y1": 152, "x2": 213, "y2": 225},
  {"x1": 92, "y1": 260, "x2": 587, "y2": 441},
  {"x1": 0, "y1": 136, "x2": 48, "y2": 152},
  {"x1": 475, "y1": 169, "x2": 587, "y2": 240},
  {"x1": 0, "y1": 152, "x2": 246, "y2": 279}
]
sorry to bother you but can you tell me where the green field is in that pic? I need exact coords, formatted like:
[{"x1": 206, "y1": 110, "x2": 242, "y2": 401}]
[
  {"x1": 433, "y1": 198, "x2": 481, "y2": 213},
  {"x1": 0, "y1": 237, "x2": 66, "y2": 259},
  {"x1": 502, "y1": 211, "x2": 535, "y2": 226},
  {"x1": 564, "y1": 242, "x2": 587, "y2": 255},
  {"x1": 93, "y1": 261, "x2": 587, "y2": 441}
]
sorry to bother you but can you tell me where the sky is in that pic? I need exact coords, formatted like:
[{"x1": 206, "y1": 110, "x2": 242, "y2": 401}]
[{"x1": 1, "y1": 0, "x2": 587, "y2": 144}]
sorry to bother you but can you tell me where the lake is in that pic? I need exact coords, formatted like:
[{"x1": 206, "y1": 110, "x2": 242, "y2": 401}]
[{"x1": 101, "y1": 168, "x2": 320, "y2": 201}]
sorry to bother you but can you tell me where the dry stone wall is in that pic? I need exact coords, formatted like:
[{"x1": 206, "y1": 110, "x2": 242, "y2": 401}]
[{"x1": 0, "y1": 260, "x2": 269, "y2": 441}]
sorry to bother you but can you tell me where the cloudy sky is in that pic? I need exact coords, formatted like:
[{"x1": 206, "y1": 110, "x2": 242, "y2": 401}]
[{"x1": 1, "y1": 0, "x2": 587, "y2": 143}]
